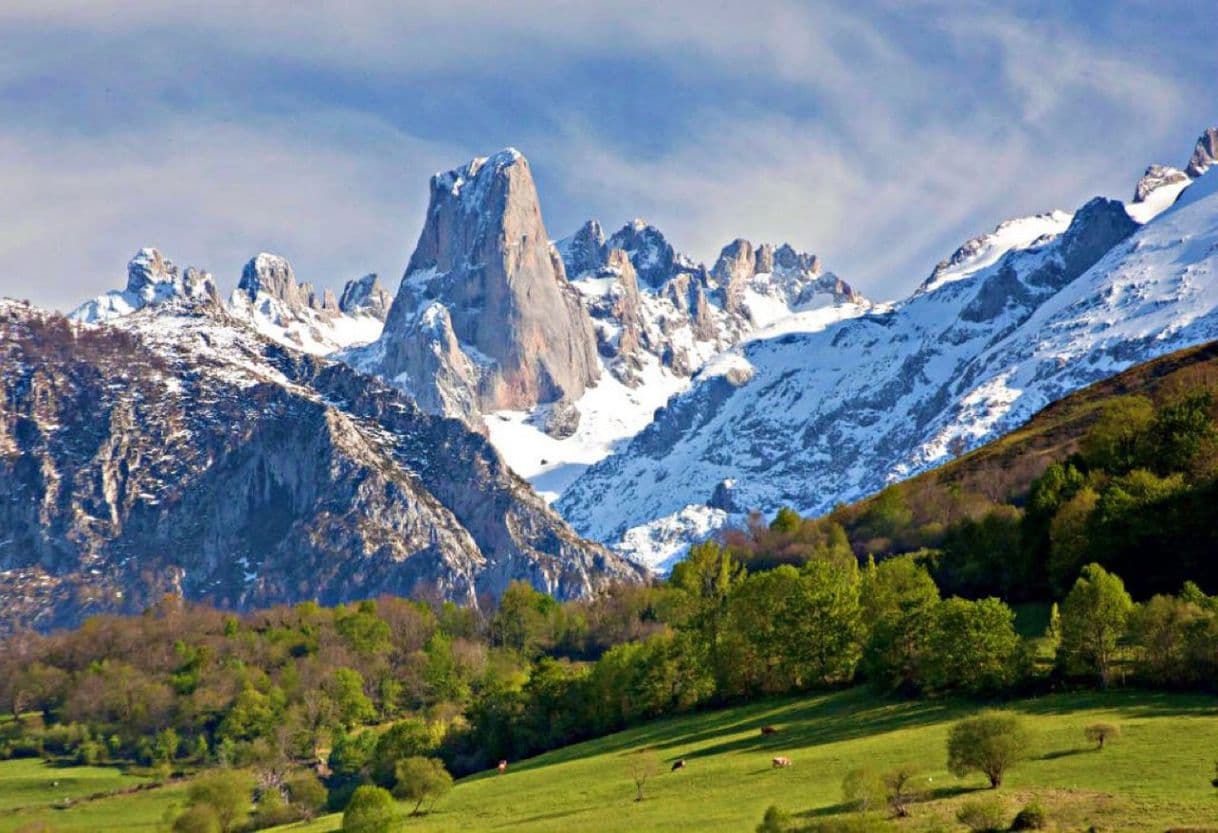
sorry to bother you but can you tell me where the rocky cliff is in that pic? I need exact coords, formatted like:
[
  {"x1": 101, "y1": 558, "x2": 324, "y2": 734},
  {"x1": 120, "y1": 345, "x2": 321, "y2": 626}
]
[
  {"x1": 360, "y1": 149, "x2": 601, "y2": 421},
  {"x1": 0, "y1": 297, "x2": 642, "y2": 632}
]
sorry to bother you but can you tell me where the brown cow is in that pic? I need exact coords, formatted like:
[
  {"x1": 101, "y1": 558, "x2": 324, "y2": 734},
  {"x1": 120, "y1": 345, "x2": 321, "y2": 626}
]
[
  {"x1": 671, "y1": 759, "x2": 686, "y2": 772},
  {"x1": 497, "y1": 760, "x2": 508, "y2": 774},
  {"x1": 760, "y1": 726, "x2": 778, "y2": 735},
  {"x1": 771, "y1": 756, "x2": 792, "y2": 768}
]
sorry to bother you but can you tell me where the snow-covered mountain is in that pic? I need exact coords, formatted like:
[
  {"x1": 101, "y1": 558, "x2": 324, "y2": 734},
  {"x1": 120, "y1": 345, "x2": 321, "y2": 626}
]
[
  {"x1": 2, "y1": 292, "x2": 641, "y2": 632},
  {"x1": 349, "y1": 149, "x2": 870, "y2": 499},
  {"x1": 557, "y1": 129, "x2": 1218, "y2": 568},
  {"x1": 70, "y1": 249, "x2": 390, "y2": 354}
]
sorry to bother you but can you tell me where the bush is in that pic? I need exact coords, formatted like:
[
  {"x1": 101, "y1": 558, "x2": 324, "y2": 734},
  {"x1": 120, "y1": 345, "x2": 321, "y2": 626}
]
[
  {"x1": 947, "y1": 711, "x2": 1031, "y2": 788},
  {"x1": 252, "y1": 787, "x2": 299, "y2": 828},
  {"x1": 1083, "y1": 722, "x2": 1120, "y2": 749},
  {"x1": 841, "y1": 768, "x2": 886, "y2": 813},
  {"x1": 285, "y1": 771, "x2": 328, "y2": 818},
  {"x1": 956, "y1": 798, "x2": 1007, "y2": 833},
  {"x1": 185, "y1": 769, "x2": 253, "y2": 832},
  {"x1": 172, "y1": 804, "x2": 222, "y2": 833},
  {"x1": 342, "y1": 785, "x2": 397, "y2": 833},
  {"x1": 1011, "y1": 801, "x2": 1048, "y2": 830}
]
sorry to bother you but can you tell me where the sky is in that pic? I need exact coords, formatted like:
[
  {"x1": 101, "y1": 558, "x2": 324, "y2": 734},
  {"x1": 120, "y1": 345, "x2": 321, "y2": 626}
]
[{"x1": 0, "y1": 1, "x2": 1215, "y2": 311}]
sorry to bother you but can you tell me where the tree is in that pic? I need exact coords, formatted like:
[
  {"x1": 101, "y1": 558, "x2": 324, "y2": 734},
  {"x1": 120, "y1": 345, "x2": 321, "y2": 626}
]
[
  {"x1": 841, "y1": 767, "x2": 886, "y2": 814},
  {"x1": 173, "y1": 804, "x2": 222, "y2": 833},
  {"x1": 947, "y1": 711, "x2": 1030, "y2": 788},
  {"x1": 327, "y1": 669, "x2": 377, "y2": 730},
  {"x1": 342, "y1": 785, "x2": 397, "y2": 833},
  {"x1": 392, "y1": 756, "x2": 453, "y2": 815},
  {"x1": 922, "y1": 597, "x2": 1021, "y2": 695},
  {"x1": 859, "y1": 557, "x2": 939, "y2": 694},
  {"x1": 185, "y1": 769, "x2": 254, "y2": 833},
  {"x1": 882, "y1": 766, "x2": 922, "y2": 818},
  {"x1": 1083, "y1": 722, "x2": 1120, "y2": 750},
  {"x1": 1058, "y1": 563, "x2": 1133, "y2": 686},
  {"x1": 1080, "y1": 395, "x2": 1155, "y2": 472},
  {"x1": 670, "y1": 540, "x2": 743, "y2": 684},
  {"x1": 285, "y1": 771, "x2": 328, "y2": 819},
  {"x1": 372, "y1": 718, "x2": 436, "y2": 786},
  {"x1": 627, "y1": 748, "x2": 661, "y2": 801}
]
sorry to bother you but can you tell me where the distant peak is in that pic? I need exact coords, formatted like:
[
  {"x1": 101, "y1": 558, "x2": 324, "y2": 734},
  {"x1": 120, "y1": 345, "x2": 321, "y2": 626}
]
[
  {"x1": 238, "y1": 252, "x2": 295, "y2": 298},
  {"x1": 126, "y1": 247, "x2": 178, "y2": 293},
  {"x1": 1185, "y1": 127, "x2": 1218, "y2": 178},
  {"x1": 438, "y1": 148, "x2": 529, "y2": 198}
]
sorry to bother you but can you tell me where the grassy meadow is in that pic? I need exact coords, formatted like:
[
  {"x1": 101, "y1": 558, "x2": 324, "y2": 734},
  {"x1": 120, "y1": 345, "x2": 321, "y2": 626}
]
[{"x1": 2, "y1": 688, "x2": 1215, "y2": 832}]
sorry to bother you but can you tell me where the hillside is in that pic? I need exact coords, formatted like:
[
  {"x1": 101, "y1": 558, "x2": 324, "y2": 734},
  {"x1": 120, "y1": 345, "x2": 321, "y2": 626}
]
[{"x1": 4, "y1": 688, "x2": 1216, "y2": 832}]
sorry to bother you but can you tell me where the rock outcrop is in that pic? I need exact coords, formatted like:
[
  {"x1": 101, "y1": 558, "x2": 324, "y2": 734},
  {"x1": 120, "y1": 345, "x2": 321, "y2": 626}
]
[
  {"x1": 339, "y1": 274, "x2": 393, "y2": 320},
  {"x1": 70, "y1": 248, "x2": 218, "y2": 322},
  {"x1": 1185, "y1": 127, "x2": 1218, "y2": 178},
  {"x1": 368, "y1": 149, "x2": 600, "y2": 418}
]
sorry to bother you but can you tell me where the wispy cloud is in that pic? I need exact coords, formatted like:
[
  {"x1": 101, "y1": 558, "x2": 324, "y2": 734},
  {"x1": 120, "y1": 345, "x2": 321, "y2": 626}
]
[{"x1": 0, "y1": 1, "x2": 1213, "y2": 309}]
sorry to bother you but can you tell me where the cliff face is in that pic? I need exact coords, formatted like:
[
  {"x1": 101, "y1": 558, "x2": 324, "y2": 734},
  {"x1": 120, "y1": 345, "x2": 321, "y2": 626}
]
[
  {"x1": 369, "y1": 149, "x2": 600, "y2": 419},
  {"x1": 0, "y1": 299, "x2": 642, "y2": 633}
]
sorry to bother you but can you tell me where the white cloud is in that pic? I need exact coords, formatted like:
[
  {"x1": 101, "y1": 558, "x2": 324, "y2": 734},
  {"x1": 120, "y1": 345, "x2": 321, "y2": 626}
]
[{"x1": 0, "y1": 1, "x2": 1210, "y2": 307}]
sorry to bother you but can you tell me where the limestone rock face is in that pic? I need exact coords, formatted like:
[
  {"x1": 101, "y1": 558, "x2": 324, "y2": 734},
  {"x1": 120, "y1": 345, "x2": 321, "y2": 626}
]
[
  {"x1": 1185, "y1": 127, "x2": 1218, "y2": 178},
  {"x1": 373, "y1": 149, "x2": 600, "y2": 416},
  {"x1": 339, "y1": 274, "x2": 393, "y2": 320}
]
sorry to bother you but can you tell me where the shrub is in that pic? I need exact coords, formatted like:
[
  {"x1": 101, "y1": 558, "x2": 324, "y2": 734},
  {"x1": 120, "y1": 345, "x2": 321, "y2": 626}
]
[
  {"x1": 841, "y1": 768, "x2": 886, "y2": 813},
  {"x1": 252, "y1": 787, "x2": 299, "y2": 828},
  {"x1": 1011, "y1": 801, "x2": 1048, "y2": 830},
  {"x1": 185, "y1": 769, "x2": 253, "y2": 832},
  {"x1": 172, "y1": 804, "x2": 222, "y2": 833},
  {"x1": 947, "y1": 711, "x2": 1031, "y2": 788},
  {"x1": 956, "y1": 798, "x2": 1007, "y2": 833},
  {"x1": 342, "y1": 785, "x2": 397, "y2": 833},
  {"x1": 1083, "y1": 722, "x2": 1120, "y2": 749}
]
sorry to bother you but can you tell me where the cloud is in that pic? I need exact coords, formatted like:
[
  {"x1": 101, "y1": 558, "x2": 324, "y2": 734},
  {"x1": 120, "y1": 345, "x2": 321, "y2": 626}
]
[{"x1": 0, "y1": 1, "x2": 1213, "y2": 309}]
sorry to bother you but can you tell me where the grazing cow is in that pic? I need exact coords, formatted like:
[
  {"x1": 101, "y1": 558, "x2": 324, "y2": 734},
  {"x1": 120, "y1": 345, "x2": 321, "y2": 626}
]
[
  {"x1": 771, "y1": 756, "x2": 792, "y2": 768},
  {"x1": 671, "y1": 759, "x2": 686, "y2": 772},
  {"x1": 760, "y1": 726, "x2": 778, "y2": 735},
  {"x1": 497, "y1": 760, "x2": 508, "y2": 774}
]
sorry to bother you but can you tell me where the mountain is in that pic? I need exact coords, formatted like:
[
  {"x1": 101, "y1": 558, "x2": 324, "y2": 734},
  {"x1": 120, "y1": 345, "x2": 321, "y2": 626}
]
[
  {"x1": 558, "y1": 132, "x2": 1218, "y2": 568},
  {"x1": 0, "y1": 296, "x2": 642, "y2": 632},
  {"x1": 71, "y1": 249, "x2": 391, "y2": 356},
  {"x1": 350, "y1": 149, "x2": 601, "y2": 423},
  {"x1": 349, "y1": 149, "x2": 870, "y2": 500}
]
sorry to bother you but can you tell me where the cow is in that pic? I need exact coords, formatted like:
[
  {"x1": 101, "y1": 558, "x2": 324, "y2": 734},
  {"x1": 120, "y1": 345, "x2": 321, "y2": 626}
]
[
  {"x1": 497, "y1": 760, "x2": 508, "y2": 774},
  {"x1": 771, "y1": 756, "x2": 792, "y2": 768},
  {"x1": 671, "y1": 759, "x2": 686, "y2": 772},
  {"x1": 760, "y1": 725, "x2": 778, "y2": 735}
]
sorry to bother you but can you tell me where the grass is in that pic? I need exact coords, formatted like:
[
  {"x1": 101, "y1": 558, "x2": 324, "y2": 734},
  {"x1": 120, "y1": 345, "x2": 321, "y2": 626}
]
[
  {"x1": 0, "y1": 758, "x2": 186, "y2": 832},
  {"x1": 2, "y1": 688, "x2": 1214, "y2": 832},
  {"x1": 269, "y1": 687, "x2": 1217, "y2": 833}
]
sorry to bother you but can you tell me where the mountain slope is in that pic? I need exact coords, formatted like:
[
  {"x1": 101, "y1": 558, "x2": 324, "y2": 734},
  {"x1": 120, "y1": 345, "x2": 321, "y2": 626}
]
[
  {"x1": 558, "y1": 156, "x2": 1218, "y2": 567},
  {"x1": 0, "y1": 299, "x2": 641, "y2": 632}
]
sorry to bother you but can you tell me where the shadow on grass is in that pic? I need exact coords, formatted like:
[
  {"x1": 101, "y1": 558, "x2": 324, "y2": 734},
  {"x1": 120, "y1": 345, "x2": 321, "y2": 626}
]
[{"x1": 1039, "y1": 746, "x2": 1091, "y2": 760}]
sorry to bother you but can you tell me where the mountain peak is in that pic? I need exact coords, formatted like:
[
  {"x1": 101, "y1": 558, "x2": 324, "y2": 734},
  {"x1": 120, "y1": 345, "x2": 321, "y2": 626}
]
[
  {"x1": 1185, "y1": 127, "x2": 1218, "y2": 178},
  {"x1": 69, "y1": 247, "x2": 217, "y2": 323},
  {"x1": 338, "y1": 273, "x2": 392, "y2": 320}
]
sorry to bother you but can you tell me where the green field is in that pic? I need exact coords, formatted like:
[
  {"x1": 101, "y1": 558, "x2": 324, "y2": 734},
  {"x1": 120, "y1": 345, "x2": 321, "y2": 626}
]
[
  {"x1": 0, "y1": 758, "x2": 187, "y2": 832},
  {"x1": 3, "y1": 688, "x2": 1216, "y2": 832}
]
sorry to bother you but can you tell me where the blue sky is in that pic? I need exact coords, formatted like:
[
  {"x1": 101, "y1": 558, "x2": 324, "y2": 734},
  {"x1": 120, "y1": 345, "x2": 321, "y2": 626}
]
[{"x1": 0, "y1": 1, "x2": 1215, "y2": 310}]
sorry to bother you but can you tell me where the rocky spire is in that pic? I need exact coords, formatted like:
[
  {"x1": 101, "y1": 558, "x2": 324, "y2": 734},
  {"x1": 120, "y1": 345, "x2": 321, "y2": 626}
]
[
  {"x1": 377, "y1": 148, "x2": 600, "y2": 413},
  {"x1": 339, "y1": 274, "x2": 393, "y2": 320},
  {"x1": 557, "y1": 220, "x2": 608, "y2": 278},
  {"x1": 1133, "y1": 164, "x2": 1189, "y2": 203},
  {"x1": 1185, "y1": 127, "x2": 1218, "y2": 178}
]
